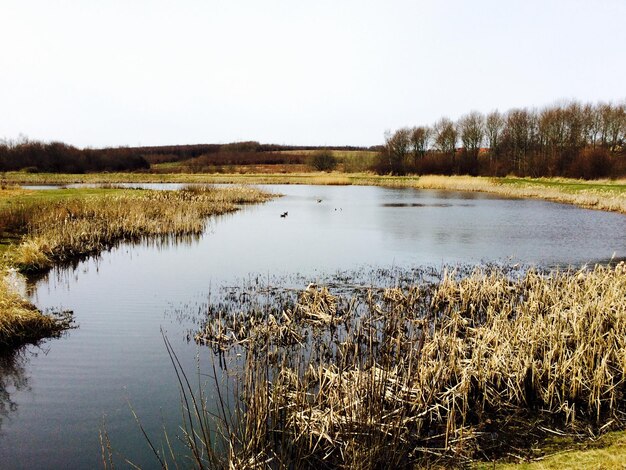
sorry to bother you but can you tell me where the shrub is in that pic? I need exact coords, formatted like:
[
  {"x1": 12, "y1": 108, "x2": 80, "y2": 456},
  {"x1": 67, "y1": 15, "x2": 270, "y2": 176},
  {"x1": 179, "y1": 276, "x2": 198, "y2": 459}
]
[{"x1": 310, "y1": 150, "x2": 338, "y2": 172}]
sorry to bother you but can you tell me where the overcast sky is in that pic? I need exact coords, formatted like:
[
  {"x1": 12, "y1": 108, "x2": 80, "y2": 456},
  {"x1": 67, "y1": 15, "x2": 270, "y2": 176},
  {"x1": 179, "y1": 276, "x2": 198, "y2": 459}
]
[{"x1": 1, "y1": 0, "x2": 624, "y2": 148}]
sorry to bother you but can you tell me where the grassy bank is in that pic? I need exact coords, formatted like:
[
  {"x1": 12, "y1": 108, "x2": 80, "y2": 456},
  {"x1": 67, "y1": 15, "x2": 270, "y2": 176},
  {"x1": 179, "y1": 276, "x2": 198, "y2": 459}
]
[
  {"x1": 0, "y1": 185, "x2": 274, "y2": 348},
  {"x1": 479, "y1": 429, "x2": 626, "y2": 469},
  {"x1": 5, "y1": 172, "x2": 626, "y2": 215},
  {"x1": 180, "y1": 263, "x2": 626, "y2": 468}
]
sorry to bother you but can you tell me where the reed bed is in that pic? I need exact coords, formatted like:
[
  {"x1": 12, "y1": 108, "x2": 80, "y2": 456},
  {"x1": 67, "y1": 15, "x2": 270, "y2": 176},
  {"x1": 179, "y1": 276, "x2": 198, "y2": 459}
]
[
  {"x1": 186, "y1": 263, "x2": 626, "y2": 468},
  {"x1": 5, "y1": 185, "x2": 273, "y2": 272},
  {"x1": 7, "y1": 172, "x2": 625, "y2": 215},
  {"x1": 3, "y1": 169, "x2": 625, "y2": 210},
  {"x1": 0, "y1": 185, "x2": 273, "y2": 348}
]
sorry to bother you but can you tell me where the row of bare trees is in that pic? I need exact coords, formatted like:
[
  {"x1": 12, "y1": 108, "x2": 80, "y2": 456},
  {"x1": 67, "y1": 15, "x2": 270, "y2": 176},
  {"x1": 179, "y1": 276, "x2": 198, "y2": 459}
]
[
  {"x1": 378, "y1": 100, "x2": 626, "y2": 178},
  {"x1": 0, "y1": 139, "x2": 150, "y2": 173}
]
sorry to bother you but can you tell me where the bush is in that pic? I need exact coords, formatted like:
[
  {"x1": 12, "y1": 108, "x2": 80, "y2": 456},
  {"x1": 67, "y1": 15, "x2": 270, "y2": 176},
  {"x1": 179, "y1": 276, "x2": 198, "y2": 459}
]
[
  {"x1": 568, "y1": 147, "x2": 613, "y2": 179},
  {"x1": 310, "y1": 150, "x2": 338, "y2": 171}
]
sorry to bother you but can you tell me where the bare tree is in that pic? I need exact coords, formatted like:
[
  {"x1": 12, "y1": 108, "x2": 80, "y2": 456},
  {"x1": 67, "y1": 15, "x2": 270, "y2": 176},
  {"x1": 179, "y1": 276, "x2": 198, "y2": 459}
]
[
  {"x1": 581, "y1": 102, "x2": 601, "y2": 149},
  {"x1": 384, "y1": 128, "x2": 411, "y2": 174},
  {"x1": 458, "y1": 111, "x2": 484, "y2": 173},
  {"x1": 505, "y1": 108, "x2": 536, "y2": 174},
  {"x1": 378, "y1": 99, "x2": 623, "y2": 178},
  {"x1": 606, "y1": 102, "x2": 626, "y2": 152},
  {"x1": 433, "y1": 118, "x2": 457, "y2": 155},
  {"x1": 409, "y1": 126, "x2": 431, "y2": 166}
]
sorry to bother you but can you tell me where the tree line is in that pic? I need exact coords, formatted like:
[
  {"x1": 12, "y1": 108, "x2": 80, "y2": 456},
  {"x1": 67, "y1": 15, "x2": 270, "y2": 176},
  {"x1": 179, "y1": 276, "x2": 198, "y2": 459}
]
[
  {"x1": 377, "y1": 100, "x2": 626, "y2": 179},
  {"x1": 0, "y1": 139, "x2": 150, "y2": 173},
  {"x1": 0, "y1": 138, "x2": 370, "y2": 173}
]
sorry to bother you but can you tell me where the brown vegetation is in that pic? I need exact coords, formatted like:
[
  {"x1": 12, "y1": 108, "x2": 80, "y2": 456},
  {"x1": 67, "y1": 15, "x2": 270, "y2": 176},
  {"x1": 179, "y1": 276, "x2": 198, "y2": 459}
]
[
  {"x1": 0, "y1": 138, "x2": 149, "y2": 173},
  {"x1": 4, "y1": 186, "x2": 273, "y2": 272},
  {"x1": 0, "y1": 271, "x2": 71, "y2": 348},
  {"x1": 176, "y1": 263, "x2": 626, "y2": 468}
]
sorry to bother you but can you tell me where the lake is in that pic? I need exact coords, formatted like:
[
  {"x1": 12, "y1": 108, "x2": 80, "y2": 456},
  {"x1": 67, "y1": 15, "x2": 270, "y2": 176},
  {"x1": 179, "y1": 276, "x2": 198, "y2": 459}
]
[{"x1": 1, "y1": 184, "x2": 625, "y2": 468}]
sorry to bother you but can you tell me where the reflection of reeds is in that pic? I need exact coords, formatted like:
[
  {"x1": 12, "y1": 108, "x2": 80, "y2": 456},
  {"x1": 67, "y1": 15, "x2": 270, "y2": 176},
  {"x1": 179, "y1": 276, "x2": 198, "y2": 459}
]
[
  {"x1": 189, "y1": 264, "x2": 626, "y2": 467},
  {"x1": 7, "y1": 186, "x2": 273, "y2": 272}
]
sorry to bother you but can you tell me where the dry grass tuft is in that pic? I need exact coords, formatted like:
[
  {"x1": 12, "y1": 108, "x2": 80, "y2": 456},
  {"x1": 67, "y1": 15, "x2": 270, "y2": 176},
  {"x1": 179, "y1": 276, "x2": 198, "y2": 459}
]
[{"x1": 0, "y1": 271, "x2": 71, "y2": 348}]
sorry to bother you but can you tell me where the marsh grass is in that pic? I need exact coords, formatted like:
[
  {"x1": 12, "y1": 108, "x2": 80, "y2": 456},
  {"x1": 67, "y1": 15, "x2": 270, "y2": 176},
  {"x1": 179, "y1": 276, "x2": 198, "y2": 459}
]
[
  {"x1": 180, "y1": 263, "x2": 626, "y2": 468},
  {"x1": 414, "y1": 175, "x2": 626, "y2": 215},
  {"x1": 0, "y1": 185, "x2": 274, "y2": 348},
  {"x1": 4, "y1": 185, "x2": 273, "y2": 272}
]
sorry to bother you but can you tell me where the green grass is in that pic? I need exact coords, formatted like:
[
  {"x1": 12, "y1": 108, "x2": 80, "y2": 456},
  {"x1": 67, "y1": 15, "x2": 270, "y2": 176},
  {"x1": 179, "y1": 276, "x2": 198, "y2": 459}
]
[
  {"x1": 474, "y1": 430, "x2": 626, "y2": 469},
  {"x1": 497, "y1": 177, "x2": 626, "y2": 193},
  {"x1": 151, "y1": 161, "x2": 187, "y2": 171}
]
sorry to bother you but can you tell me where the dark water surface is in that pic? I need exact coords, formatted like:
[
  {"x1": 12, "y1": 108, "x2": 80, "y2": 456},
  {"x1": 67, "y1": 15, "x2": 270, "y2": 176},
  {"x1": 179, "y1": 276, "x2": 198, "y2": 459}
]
[{"x1": 2, "y1": 184, "x2": 626, "y2": 468}]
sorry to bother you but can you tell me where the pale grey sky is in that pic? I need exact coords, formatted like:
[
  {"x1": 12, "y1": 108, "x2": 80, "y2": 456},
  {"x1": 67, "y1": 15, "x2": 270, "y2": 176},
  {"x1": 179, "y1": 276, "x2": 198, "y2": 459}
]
[{"x1": 1, "y1": 0, "x2": 624, "y2": 148}]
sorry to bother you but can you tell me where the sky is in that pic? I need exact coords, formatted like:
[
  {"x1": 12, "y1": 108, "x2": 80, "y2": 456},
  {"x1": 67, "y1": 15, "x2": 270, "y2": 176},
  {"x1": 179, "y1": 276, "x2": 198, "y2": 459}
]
[{"x1": 1, "y1": 0, "x2": 625, "y2": 149}]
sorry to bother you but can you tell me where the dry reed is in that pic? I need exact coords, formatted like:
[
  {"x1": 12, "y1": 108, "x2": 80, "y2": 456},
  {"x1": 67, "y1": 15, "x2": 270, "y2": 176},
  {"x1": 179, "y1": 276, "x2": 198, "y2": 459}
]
[
  {"x1": 413, "y1": 175, "x2": 626, "y2": 215},
  {"x1": 4, "y1": 172, "x2": 626, "y2": 214},
  {"x1": 191, "y1": 263, "x2": 626, "y2": 468},
  {"x1": 0, "y1": 270, "x2": 71, "y2": 348}
]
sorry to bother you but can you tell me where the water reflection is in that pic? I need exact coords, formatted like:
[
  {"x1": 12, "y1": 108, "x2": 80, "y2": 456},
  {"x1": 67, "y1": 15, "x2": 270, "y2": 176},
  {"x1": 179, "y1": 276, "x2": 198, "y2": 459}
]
[
  {"x1": 0, "y1": 348, "x2": 33, "y2": 432},
  {"x1": 382, "y1": 202, "x2": 454, "y2": 207}
]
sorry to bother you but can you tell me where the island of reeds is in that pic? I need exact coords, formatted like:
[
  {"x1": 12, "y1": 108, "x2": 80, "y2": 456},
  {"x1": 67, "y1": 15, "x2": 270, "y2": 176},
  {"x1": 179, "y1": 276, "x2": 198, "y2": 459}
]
[
  {"x1": 0, "y1": 185, "x2": 274, "y2": 348},
  {"x1": 143, "y1": 263, "x2": 626, "y2": 468}
]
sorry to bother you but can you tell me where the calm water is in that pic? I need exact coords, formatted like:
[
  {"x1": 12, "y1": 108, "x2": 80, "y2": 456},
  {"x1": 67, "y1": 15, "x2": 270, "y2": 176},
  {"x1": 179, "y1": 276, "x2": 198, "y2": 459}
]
[{"x1": 1, "y1": 184, "x2": 626, "y2": 469}]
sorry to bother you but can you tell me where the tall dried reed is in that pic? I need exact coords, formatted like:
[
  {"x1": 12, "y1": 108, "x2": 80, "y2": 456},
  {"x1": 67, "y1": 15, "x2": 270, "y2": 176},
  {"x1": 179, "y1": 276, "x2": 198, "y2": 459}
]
[{"x1": 189, "y1": 263, "x2": 626, "y2": 468}]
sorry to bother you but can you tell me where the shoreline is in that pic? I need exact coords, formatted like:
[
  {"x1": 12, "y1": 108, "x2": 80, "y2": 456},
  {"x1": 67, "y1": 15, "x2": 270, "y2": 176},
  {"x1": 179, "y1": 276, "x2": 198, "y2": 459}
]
[{"x1": 4, "y1": 172, "x2": 626, "y2": 216}]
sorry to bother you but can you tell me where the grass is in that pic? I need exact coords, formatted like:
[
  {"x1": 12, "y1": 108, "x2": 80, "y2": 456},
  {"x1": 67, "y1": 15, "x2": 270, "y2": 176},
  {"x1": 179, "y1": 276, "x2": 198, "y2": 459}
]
[
  {"x1": 0, "y1": 185, "x2": 275, "y2": 348},
  {"x1": 274, "y1": 149, "x2": 379, "y2": 172},
  {"x1": 155, "y1": 262, "x2": 626, "y2": 468},
  {"x1": 475, "y1": 429, "x2": 626, "y2": 469},
  {"x1": 5, "y1": 185, "x2": 274, "y2": 272}
]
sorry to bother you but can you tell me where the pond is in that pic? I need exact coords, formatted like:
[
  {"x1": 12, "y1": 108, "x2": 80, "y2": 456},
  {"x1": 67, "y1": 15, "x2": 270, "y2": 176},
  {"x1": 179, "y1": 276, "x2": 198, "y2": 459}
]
[{"x1": 1, "y1": 184, "x2": 625, "y2": 469}]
